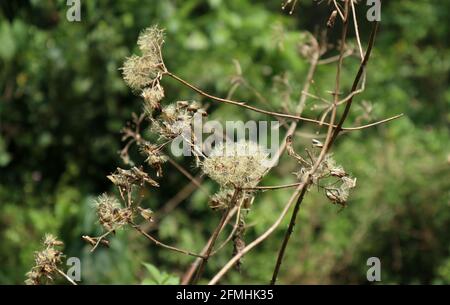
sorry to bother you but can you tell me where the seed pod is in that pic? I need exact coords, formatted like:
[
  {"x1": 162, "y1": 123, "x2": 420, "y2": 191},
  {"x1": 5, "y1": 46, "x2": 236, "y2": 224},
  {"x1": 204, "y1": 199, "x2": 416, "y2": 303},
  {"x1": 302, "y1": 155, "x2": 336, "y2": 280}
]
[
  {"x1": 312, "y1": 139, "x2": 324, "y2": 148},
  {"x1": 330, "y1": 167, "x2": 346, "y2": 178},
  {"x1": 327, "y1": 10, "x2": 338, "y2": 28},
  {"x1": 138, "y1": 207, "x2": 154, "y2": 222}
]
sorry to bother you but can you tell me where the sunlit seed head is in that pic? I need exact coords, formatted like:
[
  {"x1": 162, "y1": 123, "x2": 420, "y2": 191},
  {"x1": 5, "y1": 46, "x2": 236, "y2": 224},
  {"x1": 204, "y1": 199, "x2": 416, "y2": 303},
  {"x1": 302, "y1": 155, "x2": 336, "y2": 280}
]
[
  {"x1": 43, "y1": 234, "x2": 63, "y2": 248},
  {"x1": 94, "y1": 194, "x2": 125, "y2": 231},
  {"x1": 26, "y1": 234, "x2": 65, "y2": 285},
  {"x1": 142, "y1": 84, "x2": 164, "y2": 113},
  {"x1": 121, "y1": 25, "x2": 167, "y2": 92},
  {"x1": 201, "y1": 140, "x2": 271, "y2": 188},
  {"x1": 137, "y1": 25, "x2": 165, "y2": 55}
]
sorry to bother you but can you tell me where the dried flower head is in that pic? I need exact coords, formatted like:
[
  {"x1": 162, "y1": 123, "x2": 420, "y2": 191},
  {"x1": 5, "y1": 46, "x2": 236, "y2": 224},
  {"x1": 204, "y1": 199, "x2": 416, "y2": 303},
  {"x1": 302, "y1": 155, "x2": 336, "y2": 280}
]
[
  {"x1": 107, "y1": 167, "x2": 159, "y2": 190},
  {"x1": 138, "y1": 206, "x2": 154, "y2": 222},
  {"x1": 150, "y1": 101, "x2": 205, "y2": 140},
  {"x1": 137, "y1": 25, "x2": 165, "y2": 55},
  {"x1": 209, "y1": 188, "x2": 254, "y2": 211},
  {"x1": 139, "y1": 142, "x2": 168, "y2": 177},
  {"x1": 317, "y1": 156, "x2": 356, "y2": 206},
  {"x1": 201, "y1": 140, "x2": 270, "y2": 188},
  {"x1": 121, "y1": 25, "x2": 166, "y2": 92},
  {"x1": 94, "y1": 194, "x2": 132, "y2": 231},
  {"x1": 142, "y1": 84, "x2": 164, "y2": 113},
  {"x1": 25, "y1": 235, "x2": 65, "y2": 285},
  {"x1": 122, "y1": 55, "x2": 163, "y2": 91},
  {"x1": 287, "y1": 137, "x2": 357, "y2": 207},
  {"x1": 209, "y1": 188, "x2": 236, "y2": 210},
  {"x1": 43, "y1": 233, "x2": 64, "y2": 247},
  {"x1": 325, "y1": 176, "x2": 357, "y2": 207}
]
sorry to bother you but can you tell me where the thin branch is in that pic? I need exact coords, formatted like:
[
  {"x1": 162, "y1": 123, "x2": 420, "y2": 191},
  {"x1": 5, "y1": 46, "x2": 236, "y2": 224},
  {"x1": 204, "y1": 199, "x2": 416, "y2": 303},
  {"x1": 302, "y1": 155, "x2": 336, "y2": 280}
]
[
  {"x1": 350, "y1": 0, "x2": 364, "y2": 60},
  {"x1": 208, "y1": 182, "x2": 307, "y2": 285},
  {"x1": 345, "y1": 113, "x2": 403, "y2": 130},
  {"x1": 330, "y1": 18, "x2": 380, "y2": 146},
  {"x1": 167, "y1": 71, "x2": 340, "y2": 129},
  {"x1": 193, "y1": 189, "x2": 240, "y2": 283},
  {"x1": 167, "y1": 70, "x2": 399, "y2": 132},
  {"x1": 242, "y1": 182, "x2": 303, "y2": 191},
  {"x1": 90, "y1": 230, "x2": 114, "y2": 253},
  {"x1": 167, "y1": 157, "x2": 209, "y2": 194},
  {"x1": 318, "y1": 49, "x2": 353, "y2": 65},
  {"x1": 270, "y1": 0, "x2": 351, "y2": 285},
  {"x1": 56, "y1": 268, "x2": 78, "y2": 285},
  {"x1": 181, "y1": 207, "x2": 237, "y2": 285},
  {"x1": 333, "y1": 0, "x2": 346, "y2": 21},
  {"x1": 210, "y1": 198, "x2": 245, "y2": 256},
  {"x1": 130, "y1": 222, "x2": 206, "y2": 258}
]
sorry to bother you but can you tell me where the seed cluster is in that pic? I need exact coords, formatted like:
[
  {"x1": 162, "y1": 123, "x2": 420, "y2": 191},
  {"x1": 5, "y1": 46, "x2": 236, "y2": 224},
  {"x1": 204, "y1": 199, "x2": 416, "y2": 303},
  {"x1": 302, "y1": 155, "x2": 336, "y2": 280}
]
[
  {"x1": 121, "y1": 25, "x2": 167, "y2": 111},
  {"x1": 201, "y1": 140, "x2": 271, "y2": 188},
  {"x1": 25, "y1": 234, "x2": 65, "y2": 285}
]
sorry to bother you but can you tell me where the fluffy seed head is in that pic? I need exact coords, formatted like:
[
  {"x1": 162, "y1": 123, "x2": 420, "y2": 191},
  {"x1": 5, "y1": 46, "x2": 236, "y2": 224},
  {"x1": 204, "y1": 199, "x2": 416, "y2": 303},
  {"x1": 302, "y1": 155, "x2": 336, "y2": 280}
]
[
  {"x1": 137, "y1": 25, "x2": 165, "y2": 55},
  {"x1": 142, "y1": 84, "x2": 164, "y2": 113},
  {"x1": 121, "y1": 25, "x2": 166, "y2": 91},
  {"x1": 122, "y1": 55, "x2": 163, "y2": 91},
  {"x1": 94, "y1": 194, "x2": 130, "y2": 231},
  {"x1": 25, "y1": 235, "x2": 64, "y2": 285},
  {"x1": 43, "y1": 234, "x2": 63, "y2": 247},
  {"x1": 201, "y1": 140, "x2": 270, "y2": 188},
  {"x1": 151, "y1": 101, "x2": 204, "y2": 139}
]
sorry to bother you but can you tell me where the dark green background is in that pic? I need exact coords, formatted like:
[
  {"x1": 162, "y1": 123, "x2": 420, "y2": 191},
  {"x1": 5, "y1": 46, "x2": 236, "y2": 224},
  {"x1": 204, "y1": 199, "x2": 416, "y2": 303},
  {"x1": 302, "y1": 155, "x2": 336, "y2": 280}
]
[{"x1": 0, "y1": 0, "x2": 449, "y2": 284}]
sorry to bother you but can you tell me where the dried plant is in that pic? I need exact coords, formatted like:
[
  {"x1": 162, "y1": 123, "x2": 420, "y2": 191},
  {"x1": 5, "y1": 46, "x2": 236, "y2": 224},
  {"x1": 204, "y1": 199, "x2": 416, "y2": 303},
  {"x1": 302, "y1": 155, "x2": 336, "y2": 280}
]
[
  {"x1": 201, "y1": 140, "x2": 270, "y2": 189},
  {"x1": 27, "y1": 0, "x2": 404, "y2": 285},
  {"x1": 25, "y1": 234, "x2": 76, "y2": 285}
]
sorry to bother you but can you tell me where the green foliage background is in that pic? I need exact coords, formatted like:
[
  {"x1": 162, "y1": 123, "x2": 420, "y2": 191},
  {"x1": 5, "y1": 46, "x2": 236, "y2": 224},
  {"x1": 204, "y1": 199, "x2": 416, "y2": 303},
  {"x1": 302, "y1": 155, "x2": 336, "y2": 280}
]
[{"x1": 0, "y1": 0, "x2": 449, "y2": 284}]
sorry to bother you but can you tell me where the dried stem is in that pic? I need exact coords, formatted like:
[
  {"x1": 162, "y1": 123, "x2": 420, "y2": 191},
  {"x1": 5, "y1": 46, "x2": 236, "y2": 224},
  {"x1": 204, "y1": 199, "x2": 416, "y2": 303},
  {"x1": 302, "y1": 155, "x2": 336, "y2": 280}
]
[
  {"x1": 192, "y1": 189, "x2": 240, "y2": 283},
  {"x1": 56, "y1": 268, "x2": 78, "y2": 285},
  {"x1": 242, "y1": 182, "x2": 303, "y2": 191},
  {"x1": 329, "y1": 19, "x2": 380, "y2": 146},
  {"x1": 206, "y1": 27, "x2": 322, "y2": 286},
  {"x1": 130, "y1": 222, "x2": 206, "y2": 258},
  {"x1": 270, "y1": 0, "x2": 351, "y2": 284},
  {"x1": 166, "y1": 71, "x2": 399, "y2": 131},
  {"x1": 181, "y1": 207, "x2": 237, "y2": 284},
  {"x1": 350, "y1": 0, "x2": 364, "y2": 60},
  {"x1": 208, "y1": 182, "x2": 306, "y2": 285},
  {"x1": 167, "y1": 157, "x2": 209, "y2": 195}
]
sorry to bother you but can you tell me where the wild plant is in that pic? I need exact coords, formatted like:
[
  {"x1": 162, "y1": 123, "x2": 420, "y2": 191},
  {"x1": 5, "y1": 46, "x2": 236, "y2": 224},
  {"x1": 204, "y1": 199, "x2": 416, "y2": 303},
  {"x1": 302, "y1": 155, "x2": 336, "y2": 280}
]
[{"x1": 28, "y1": 0, "x2": 401, "y2": 285}]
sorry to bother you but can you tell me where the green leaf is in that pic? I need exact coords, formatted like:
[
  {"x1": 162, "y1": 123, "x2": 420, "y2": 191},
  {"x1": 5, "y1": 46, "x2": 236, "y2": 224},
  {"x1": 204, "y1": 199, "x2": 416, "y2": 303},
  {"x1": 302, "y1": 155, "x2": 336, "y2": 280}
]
[
  {"x1": 142, "y1": 262, "x2": 161, "y2": 282},
  {"x1": 141, "y1": 262, "x2": 180, "y2": 285}
]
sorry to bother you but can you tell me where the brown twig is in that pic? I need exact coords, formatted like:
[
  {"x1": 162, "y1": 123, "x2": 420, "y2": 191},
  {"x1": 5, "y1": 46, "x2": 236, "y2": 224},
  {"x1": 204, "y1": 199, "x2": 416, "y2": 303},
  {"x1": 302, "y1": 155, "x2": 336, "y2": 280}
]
[
  {"x1": 181, "y1": 206, "x2": 237, "y2": 284},
  {"x1": 206, "y1": 29, "x2": 322, "y2": 285},
  {"x1": 56, "y1": 268, "x2": 78, "y2": 285},
  {"x1": 270, "y1": 0, "x2": 351, "y2": 284},
  {"x1": 270, "y1": 1, "x2": 383, "y2": 285},
  {"x1": 130, "y1": 222, "x2": 206, "y2": 258},
  {"x1": 208, "y1": 182, "x2": 307, "y2": 285},
  {"x1": 167, "y1": 157, "x2": 209, "y2": 195},
  {"x1": 329, "y1": 16, "x2": 380, "y2": 147},
  {"x1": 242, "y1": 182, "x2": 303, "y2": 191},
  {"x1": 192, "y1": 189, "x2": 240, "y2": 283},
  {"x1": 166, "y1": 71, "x2": 398, "y2": 131}
]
